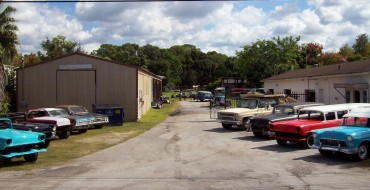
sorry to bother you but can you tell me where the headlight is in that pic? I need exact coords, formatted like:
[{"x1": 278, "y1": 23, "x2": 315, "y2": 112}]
[
  {"x1": 39, "y1": 135, "x2": 45, "y2": 141},
  {"x1": 312, "y1": 133, "x2": 317, "y2": 138},
  {"x1": 52, "y1": 125, "x2": 57, "y2": 132},
  {"x1": 347, "y1": 136, "x2": 353, "y2": 141},
  {"x1": 6, "y1": 139, "x2": 12, "y2": 145}
]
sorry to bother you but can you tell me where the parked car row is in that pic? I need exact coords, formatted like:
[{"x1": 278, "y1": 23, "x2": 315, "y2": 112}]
[
  {"x1": 0, "y1": 105, "x2": 109, "y2": 164},
  {"x1": 218, "y1": 99, "x2": 370, "y2": 161}
]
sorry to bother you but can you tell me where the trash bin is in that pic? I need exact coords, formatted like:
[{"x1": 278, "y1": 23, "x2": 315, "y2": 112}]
[{"x1": 92, "y1": 104, "x2": 124, "y2": 125}]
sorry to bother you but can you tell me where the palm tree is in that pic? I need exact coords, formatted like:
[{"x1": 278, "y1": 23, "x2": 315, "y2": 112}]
[{"x1": 0, "y1": 1, "x2": 19, "y2": 113}]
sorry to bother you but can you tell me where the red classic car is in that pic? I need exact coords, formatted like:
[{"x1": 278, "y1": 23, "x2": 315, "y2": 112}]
[{"x1": 270, "y1": 103, "x2": 370, "y2": 148}]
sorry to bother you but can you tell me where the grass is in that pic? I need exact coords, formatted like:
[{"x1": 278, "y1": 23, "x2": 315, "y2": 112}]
[{"x1": 0, "y1": 95, "x2": 179, "y2": 171}]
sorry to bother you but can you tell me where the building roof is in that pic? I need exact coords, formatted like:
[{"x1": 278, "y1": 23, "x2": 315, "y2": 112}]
[
  {"x1": 263, "y1": 59, "x2": 370, "y2": 81},
  {"x1": 17, "y1": 52, "x2": 162, "y2": 80}
]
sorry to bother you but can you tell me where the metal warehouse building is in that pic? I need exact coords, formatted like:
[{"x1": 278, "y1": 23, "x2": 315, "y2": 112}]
[{"x1": 16, "y1": 53, "x2": 162, "y2": 122}]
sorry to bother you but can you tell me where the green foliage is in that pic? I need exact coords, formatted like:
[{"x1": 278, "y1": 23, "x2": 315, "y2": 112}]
[
  {"x1": 352, "y1": 34, "x2": 370, "y2": 58},
  {"x1": 40, "y1": 35, "x2": 83, "y2": 59},
  {"x1": 205, "y1": 79, "x2": 221, "y2": 92},
  {"x1": 236, "y1": 36, "x2": 301, "y2": 87},
  {"x1": 320, "y1": 52, "x2": 346, "y2": 66},
  {"x1": 301, "y1": 42, "x2": 323, "y2": 67}
]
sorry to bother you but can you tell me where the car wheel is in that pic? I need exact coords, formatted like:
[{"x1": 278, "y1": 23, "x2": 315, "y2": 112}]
[
  {"x1": 242, "y1": 118, "x2": 251, "y2": 131},
  {"x1": 252, "y1": 131, "x2": 263, "y2": 137},
  {"x1": 303, "y1": 133, "x2": 314, "y2": 149},
  {"x1": 95, "y1": 125, "x2": 103, "y2": 129},
  {"x1": 276, "y1": 139, "x2": 287, "y2": 146},
  {"x1": 39, "y1": 140, "x2": 51, "y2": 148},
  {"x1": 59, "y1": 129, "x2": 71, "y2": 139},
  {"x1": 319, "y1": 149, "x2": 333, "y2": 157},
  {"x1": 222, "y1": 124, "x2": 232, "y2": 129},
  {"x1": 0, "y1": 157, "x2": 11, "y2": 164},
  {"x1": 24, "y1": 153, "x2": 38, "y2": 162},
  {"x1": 357, "y1": 143, "x2": 369, "y2": 161},
  {"x1": 79, "y1": 129, "x2": 88, "y2": 133}
]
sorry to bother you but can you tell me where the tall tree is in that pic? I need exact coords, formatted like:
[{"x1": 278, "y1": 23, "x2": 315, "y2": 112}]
[
  {"x1": 40, "y1": 35, "x2": 83, "y2": 59},
  {"x1": 320, "y1": 52, "x2": 346, "y2": 65},
  {"x1": 301, "y1": 42, "x2": 323, "y2": 67},
  {"x1": 352, "y1": 33, "x2": 370, "y2": 58},
  {"x1": 0, "y1": 2, "x2": 19, "y2": 113}
]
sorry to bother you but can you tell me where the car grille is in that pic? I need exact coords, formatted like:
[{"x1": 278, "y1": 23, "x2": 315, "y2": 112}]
[
  {"x1": 0, "y1": 144, "x2": 39, "y2": 155},
  {"x1": 252, "y1": 119, "x2": 269, "y2": 127},
  {"x1": 320, "y1": 139, "x2": 347, "y2": 147},
  {"x1": 218, "y1": 113, "x2": 235, "y2": 120}
]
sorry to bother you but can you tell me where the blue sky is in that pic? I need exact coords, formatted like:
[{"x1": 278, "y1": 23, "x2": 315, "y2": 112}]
[{"x1": 2, "y1": 0, "x2": 369, "y2": 56}]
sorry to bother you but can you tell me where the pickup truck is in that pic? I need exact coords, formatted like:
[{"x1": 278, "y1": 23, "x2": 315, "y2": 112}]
[
  {"x1": 0, "y1": 118, "x2": 47, "y2": 163},
  {"x1": 250, "y1": 102, "x2": 323, "y2": 137},
  {"x1": 217, "y1": 93, "x2": 295, "y2": 131},
  {"x1": 270, "y1": 103, "x2": 370, "y2": 148}
]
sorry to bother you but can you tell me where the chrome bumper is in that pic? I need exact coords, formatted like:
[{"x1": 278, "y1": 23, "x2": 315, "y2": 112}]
[{"x1": 312, "y1": 144, "x2": 358, "y2": 154}]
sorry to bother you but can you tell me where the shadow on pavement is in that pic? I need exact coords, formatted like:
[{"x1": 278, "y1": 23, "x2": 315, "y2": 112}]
[
  {"x1": 203, "y1": 127, "x2": 243, "y2": 133},
  {"x1": 292, "y1": 152, "x2": 366, "y2": 168},
  {"x1": 252, "y1": 143, "x2": 305, "y2": 153},
  {"x1": 233, "y1": 135, "x2": 273, "y2": 142}
]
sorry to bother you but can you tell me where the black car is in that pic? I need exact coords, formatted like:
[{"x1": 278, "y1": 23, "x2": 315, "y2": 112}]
[
  {"x1": 0, "y1": 112, "x2": 56, "y2": 148},
  {"x1": 250, "y1": 102, "x2": 324, "y2": 137}
]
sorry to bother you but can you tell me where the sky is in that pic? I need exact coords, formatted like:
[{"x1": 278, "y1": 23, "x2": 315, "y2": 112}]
[{"x1": 1, "y1": 0, "x2": 370, "y2": 56}]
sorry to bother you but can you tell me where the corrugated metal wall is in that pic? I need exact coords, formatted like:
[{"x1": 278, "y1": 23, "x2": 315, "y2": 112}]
[{"x1": 16, "y1": 53, "x2": 159, "y2": 122}]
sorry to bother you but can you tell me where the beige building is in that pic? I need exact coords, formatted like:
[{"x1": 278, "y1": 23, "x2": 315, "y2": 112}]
[{"x1": 16, "y1": 53, "x2": 162, "y2": 121}]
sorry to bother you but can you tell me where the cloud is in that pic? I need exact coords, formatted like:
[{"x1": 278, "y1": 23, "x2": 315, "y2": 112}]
[{"x1": 5, "y1": 0, "x2": 370, "y2": 56}]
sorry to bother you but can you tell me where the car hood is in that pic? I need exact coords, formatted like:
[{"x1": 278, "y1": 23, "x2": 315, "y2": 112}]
[
  {"x1": 218, "y1": 108, "x2": 254, "y2": 114},
  {"x1": 0, "y1": 129, "x2": 45, "y2": 146},
  {"x1": 253, "y1": 113, "x2": 297, "y2": 122},
  {"x1": 33, "y1": 116, "x2": 71, "y2": 126},
  {"x1": 67, "y1": 115, "x2": 95, "y2": 121},
  {"x1": 314, "y1": 126, "x2": 370, "y2": 139},
  {"x1": 74, "y1": 112, "x2": 108, "y2": 118}
]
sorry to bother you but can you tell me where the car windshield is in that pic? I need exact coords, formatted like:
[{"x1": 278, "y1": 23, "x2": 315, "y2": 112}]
[
  {"x1": 238, "y1": 99, "x2": 258, "y2": 109},
  {"x1": 342, "y1": 117, "x2": 370, "y2": 127},
  {"x1": 273, "y1": 106, "x2": 294, "y2": 115},
  {"x1": 48, "y1": 110, "x2": 70, "y2": 117},
  {"x1": 0, "y1": 120, "x2": 11, "y2": 129},
  {"x1": 69, "y1": 106, "x2": 88, "y2": 114}
]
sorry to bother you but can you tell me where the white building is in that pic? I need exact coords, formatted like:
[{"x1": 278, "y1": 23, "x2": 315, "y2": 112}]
[{"x1": 263, "y1": 59, "x2": 370, "y2": 104}]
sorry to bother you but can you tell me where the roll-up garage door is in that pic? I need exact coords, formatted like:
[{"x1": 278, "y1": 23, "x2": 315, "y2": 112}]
[{"x1": 56, "y1": 70, "x2": 96, "y2": 110}]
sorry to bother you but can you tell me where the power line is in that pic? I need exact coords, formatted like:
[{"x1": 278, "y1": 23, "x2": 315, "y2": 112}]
[{"x1": 1, "y1": 0, "x2": 249, "y2": 2}]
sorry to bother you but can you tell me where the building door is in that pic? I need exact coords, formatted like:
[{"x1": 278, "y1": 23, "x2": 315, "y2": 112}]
[
  {"x1": 318, "y1": 89, "x2": 324, "y2": 103},
  {"x1": 56, "y1": 70, "x2": 96, "y2": 111}
]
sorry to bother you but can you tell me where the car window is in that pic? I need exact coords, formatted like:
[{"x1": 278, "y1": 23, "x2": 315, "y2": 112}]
[
  {"x1": 238, "y1": 99, "x2": 257, "y2": 109},
  {"x1": 325, "y1": 112, "x2": 336, "y2": 120},
  {"x1": 0, "y1": 120, "x2": 11, "y2": 129},
  {"x1": 337, "y1": 110, "x2": 348, "y2": 119},
  {"x1": 70, "y1": 106, "x2": 88, "y2": 114}
]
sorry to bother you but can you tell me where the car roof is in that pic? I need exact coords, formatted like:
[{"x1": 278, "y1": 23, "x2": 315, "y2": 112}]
[
  {"x1": 344, "y1": 108, "x2": 370, "y2": 118},
  {"x1": 31, "y1": 108, "x2": 64, "y2": 112},
  {"x1": 300, "y1": 103, "x2": 370, "y2": 113},
  {"x1": 275, "y1": 102, "x2": 324, "y2": 108}
]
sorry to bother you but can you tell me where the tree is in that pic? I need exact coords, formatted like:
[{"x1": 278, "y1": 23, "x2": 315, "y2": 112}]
[
  {"x1": 40, "y1": 35, "x2": 83, "y2": 59},
  {"x1": 352, "y1": 33, "x2": 370, "y2": 58},
  {"x1": 0, "y1": 2, "x2": 19, "y2": 113},
  {"x1": 301, "y1": 42, "x2": 323, "y2": 67},
  {"x1": 320, "y1": 52, "x2": 346, "y2": 66}
]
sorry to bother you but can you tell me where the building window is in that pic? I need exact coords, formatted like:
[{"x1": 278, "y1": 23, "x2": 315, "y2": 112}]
[
  {"x1": 363, "y1": 90, "x2": 368, "y2": 103},
  {"x1": 305, "y1": 90, "x2": 316, "y2": 102},
  {"x1": 284, "y1": 89, "x2": 291, "y2": 96},
  {"x1": 353, "y1": 90, "x2": 361, "y2": 103}
]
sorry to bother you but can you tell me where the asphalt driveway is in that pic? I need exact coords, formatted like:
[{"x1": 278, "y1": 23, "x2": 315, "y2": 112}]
[{"x1": 1, "y1": 100, "x2": 370, "y2": 189}]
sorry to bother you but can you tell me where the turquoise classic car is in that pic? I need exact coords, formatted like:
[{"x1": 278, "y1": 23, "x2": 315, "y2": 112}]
[
  {"x1": 0, "y1": 118, "x2": 47, "y2": 163},
  {"x1": 312, "y1": 107, "x2": 370, "y2": 160}
]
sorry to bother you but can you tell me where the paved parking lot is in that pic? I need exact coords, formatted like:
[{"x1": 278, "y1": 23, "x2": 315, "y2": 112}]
[{"x1": 1, "y1": 100, "x2": 370, "y2": 189}]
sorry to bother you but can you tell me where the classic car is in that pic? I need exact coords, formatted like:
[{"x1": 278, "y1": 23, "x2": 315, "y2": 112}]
[
  {"x1": 217, "y1": 93, "x2": 296, "y2": 131},
  {"x1": 0, "y1": 118, "x2": 46, "y2": 163},
  {"x1": 312, "y1": 108, "x2": 370, "y2": 160},
  {"x1": 270, "y1": 103, "x2": 370, "y2": 149},
  {"x1": 1, "y1": 112, "x2": 56, "y2": 148},
  {"x1": 250, "y1": 102, "x2": 324, "y2": 137},
  {"x1": 34, "y1": 108, "x2": 94, "y2": 133},
  {"x1": 196, "y1": 91, "x2": 213, "y2": 102},
  {"x1": 56, "y1": 105, "x2": 109, "y2": 129},
  {"x1": 15, "y1": 108, "x2": 72, "y2": 139}
]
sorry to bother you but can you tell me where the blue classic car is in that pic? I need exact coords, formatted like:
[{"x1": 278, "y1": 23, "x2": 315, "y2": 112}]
[
  {"x1": 56, "y1": 105, "x2": 109, "y2": 129},
  {"x1": 196, "y1": 91, "x2": 213, "y2": 102},
  {"x1": 0, "y1": 118, "x2": 47, "y2": 163},
  {"x1": 312, "y1": 107, "x2": 370, "y2": 160}
]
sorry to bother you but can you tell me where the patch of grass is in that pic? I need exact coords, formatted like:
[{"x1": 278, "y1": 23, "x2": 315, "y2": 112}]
[{"x1": 0, "y1": 99, "x2": 179, "y2": 171}]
